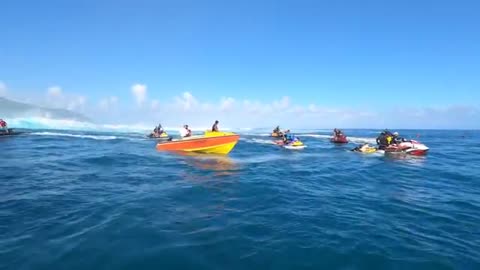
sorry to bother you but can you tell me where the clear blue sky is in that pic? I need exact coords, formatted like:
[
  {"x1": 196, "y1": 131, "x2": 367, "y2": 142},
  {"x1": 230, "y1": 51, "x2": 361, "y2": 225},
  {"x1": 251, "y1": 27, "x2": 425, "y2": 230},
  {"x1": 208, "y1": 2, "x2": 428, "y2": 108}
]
[{"x1": 1, "y1": 0, "x2": 479, "y2": 128}]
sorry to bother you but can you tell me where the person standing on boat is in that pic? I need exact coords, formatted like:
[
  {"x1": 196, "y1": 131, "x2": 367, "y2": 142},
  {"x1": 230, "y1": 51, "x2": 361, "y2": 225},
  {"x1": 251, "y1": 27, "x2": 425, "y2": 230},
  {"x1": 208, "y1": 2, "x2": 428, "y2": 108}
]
[
  {"x1": 212, "y1": 120, "x2": 219, "y2": 132},
  {"x1": 180, "y1": 125, "x2": 192, "y2": 137},
  {"x1": 0, "y1": 119, "x2": 8, "y2": 134}
]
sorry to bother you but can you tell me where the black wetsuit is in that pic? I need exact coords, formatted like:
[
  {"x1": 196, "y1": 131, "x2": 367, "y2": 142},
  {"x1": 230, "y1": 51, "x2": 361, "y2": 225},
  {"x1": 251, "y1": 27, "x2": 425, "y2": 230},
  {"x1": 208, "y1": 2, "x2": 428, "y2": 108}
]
[{"x1": 377, "y1": 134, "x2": 388, "y2": 150}]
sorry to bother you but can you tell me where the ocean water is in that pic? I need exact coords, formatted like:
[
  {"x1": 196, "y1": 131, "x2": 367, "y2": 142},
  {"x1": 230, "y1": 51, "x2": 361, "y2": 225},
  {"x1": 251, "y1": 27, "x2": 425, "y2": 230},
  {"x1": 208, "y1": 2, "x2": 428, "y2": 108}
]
[{"x1": 1, "y1": 129, "x2": 479, "y2": 270}]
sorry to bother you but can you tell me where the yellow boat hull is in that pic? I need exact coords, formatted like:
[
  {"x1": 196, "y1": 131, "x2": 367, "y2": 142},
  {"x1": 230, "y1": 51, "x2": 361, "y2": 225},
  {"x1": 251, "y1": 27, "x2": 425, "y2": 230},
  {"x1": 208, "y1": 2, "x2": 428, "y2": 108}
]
[
  {"x1": 184, "y1": 140, "x2": 239, "y2": 154},
  {"x1": 156, "y1": 131, "x2": 240, "y2": 155}
]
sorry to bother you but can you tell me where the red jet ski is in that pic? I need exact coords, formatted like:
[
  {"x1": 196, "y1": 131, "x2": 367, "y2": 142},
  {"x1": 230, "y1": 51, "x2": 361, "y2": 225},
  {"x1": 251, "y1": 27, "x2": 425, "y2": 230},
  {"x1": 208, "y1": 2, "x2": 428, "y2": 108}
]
[
  {"x1": 384, "y1": 140, "x2": 429, "y2": 156},
  {"x1": 331, "y1": 134, "x2": 348, "y2": 144}
]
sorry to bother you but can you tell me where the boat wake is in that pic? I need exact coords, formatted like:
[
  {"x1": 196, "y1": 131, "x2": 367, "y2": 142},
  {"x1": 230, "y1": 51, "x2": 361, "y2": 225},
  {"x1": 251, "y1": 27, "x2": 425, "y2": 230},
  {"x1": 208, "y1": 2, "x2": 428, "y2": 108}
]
[
  {"x1": 241, "y1": 138, "x2": 276, "y2": 145},
  {"x1": 301, "y1": 134, "x2": 331, "y2": 139},
  {"x1": 300, "y1": 133, "x2": 377, "y2": 144}
]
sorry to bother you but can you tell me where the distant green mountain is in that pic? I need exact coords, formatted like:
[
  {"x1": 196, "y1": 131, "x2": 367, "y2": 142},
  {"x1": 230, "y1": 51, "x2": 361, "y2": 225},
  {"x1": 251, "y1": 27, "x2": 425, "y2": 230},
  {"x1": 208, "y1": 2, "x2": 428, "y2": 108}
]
[{"x1": 0, "y1": 97, "x2": 90, "y2": 122}]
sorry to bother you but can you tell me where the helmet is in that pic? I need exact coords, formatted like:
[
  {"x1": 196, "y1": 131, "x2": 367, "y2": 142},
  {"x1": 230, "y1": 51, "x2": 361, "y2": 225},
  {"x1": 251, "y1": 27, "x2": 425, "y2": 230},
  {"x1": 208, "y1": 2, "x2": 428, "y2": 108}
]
[{"x1": 393, "y1": 132, "x2": 399, "y2": 136}]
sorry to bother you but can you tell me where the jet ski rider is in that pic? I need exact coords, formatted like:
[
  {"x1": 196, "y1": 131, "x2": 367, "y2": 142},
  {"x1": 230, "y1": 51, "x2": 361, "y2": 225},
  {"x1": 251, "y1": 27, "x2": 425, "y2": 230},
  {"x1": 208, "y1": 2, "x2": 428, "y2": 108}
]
[
  {"x1": 392, "y1": 132, "x2": 407, "y2": 144},
  {"x1": 333, "y1": 128, "x2": 343, "y2": 137},
  {"x1": 376, "y1": 130, "x2": 400, "y2": 149},
  {"x1": 376, "y1": 131, "x2": 389, "y2": 150},
  {"x1": 283, "y1": 133, "x2": 298, "y2": 145},
  {"x1": 0, "y1": 119, "x2": 8, "y2": 133},
  {"x1": 273, "y1": 126, "x2": 282, "y2": 135},
  {"x1": 156, "y1": 124, "x2": 165, "y2": 135},
  {"x1": 352, "y1": 143, "x2": 373, "y2": 152}
]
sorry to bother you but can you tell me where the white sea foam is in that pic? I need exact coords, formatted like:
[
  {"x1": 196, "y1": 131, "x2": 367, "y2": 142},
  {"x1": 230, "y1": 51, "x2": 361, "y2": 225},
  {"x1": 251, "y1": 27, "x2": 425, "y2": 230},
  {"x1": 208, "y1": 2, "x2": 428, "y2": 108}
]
[
  {"x1": 8, "y1": 117, "x2": 96, "y2": 131},
  {"x1": 240, "y1": 137, "x2": 277, "y2": 145},
  {"x1": 31, "y1": 132, "x2": 118, "y2": 140},
  {"x1": 298, "y1": 133, "x2": 377, "y2": 144},
  {"x1": 348, "y1": 136, "x2": 377, "y2": 144},
  {"x1": 300, "y1": 134, "x2": 331, "y2": 139},
  {"x1": 6, "y1": 117, "x2": 232, "y2": 134}
]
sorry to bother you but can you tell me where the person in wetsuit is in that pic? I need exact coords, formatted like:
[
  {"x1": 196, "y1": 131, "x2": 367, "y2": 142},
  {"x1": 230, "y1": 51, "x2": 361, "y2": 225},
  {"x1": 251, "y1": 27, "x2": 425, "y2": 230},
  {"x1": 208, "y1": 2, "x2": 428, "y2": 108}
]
[
  {"x1": 283, "y1": 133, "x2": 299, "y2": 145},
  {"x1": 157, "y1": 124, "x2": 163, "y2": 132},
  {"x1": 212, "y1": 120, "x2": 219, "y2": 132},
  {"x1": 352, "y1": 143, "x2": 372, "y2": 152},
  {"x1": 376, "y1": 131, "x2": 389, "y2": 150}
]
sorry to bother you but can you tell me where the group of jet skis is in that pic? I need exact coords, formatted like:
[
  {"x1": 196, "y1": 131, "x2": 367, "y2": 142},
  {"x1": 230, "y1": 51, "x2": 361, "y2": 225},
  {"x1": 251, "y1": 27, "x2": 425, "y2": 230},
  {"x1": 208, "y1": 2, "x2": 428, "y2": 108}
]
[
  {"x1": 271, "y1": 126, "x2": 429, "y2": 155},
  {"x1": 2, "y1": 117, "x2": 429, "y2": 156}
]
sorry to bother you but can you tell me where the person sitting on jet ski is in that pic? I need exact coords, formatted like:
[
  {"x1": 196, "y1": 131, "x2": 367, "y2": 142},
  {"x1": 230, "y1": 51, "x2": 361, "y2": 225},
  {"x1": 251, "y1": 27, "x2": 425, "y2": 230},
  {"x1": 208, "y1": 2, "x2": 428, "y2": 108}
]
[
  {"x1": 333, "y1": 128, "x2": 343, "y2": 137},
  {"x1": 273, "y1": 126, "x2": 285, "y2": 136},
  {"x1": 283, "y1": 133, "x2": 298, "y2": 145},
  {"x1": 352, "y1": 143, "x2": 373, "y2": 152},
  {"x1": 157, "y1": 124, "x2": 165, "y2": 135},
  {"x1": 376, "y1": 131, "x2": 390, "y2": 150},
  {"x1": 392, "y1": 132, "x2": 407, "y2": 144},
  {"x1": 0, "y1": 119, "x2": 8, "y2": 133}
]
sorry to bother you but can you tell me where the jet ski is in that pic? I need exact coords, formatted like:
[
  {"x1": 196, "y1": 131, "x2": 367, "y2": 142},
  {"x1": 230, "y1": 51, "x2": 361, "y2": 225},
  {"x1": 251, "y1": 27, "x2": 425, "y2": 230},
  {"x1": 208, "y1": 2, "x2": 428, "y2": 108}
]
[
  {"x1": 331, "y1": 134, "x2": 348, "y2": 143},
  {"x1": 0, "y1": 129, "x2": 23, "y2": 137},
  {"x1": 283, "y1": 140, "x2": 306, "y2": 150},
  {"x1": 384, "y1": 140, "x2": 429, "y2": 156},
  {"x1": 275, "y1": 135, "x2": 306, "y2": 150},
  {"x1": 147, "y1": 131, "x2": 170, "y2": 139},
  {"x1": 351, "y1": 144, "x2": 377, "y2": 153}
]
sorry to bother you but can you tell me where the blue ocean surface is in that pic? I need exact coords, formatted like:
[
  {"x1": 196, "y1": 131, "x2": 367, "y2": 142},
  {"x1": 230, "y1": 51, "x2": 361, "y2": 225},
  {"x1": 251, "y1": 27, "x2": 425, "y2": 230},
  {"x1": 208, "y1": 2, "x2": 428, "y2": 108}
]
[{"x1": 1, "y1": 129, "x2": 479, "y2": 270}]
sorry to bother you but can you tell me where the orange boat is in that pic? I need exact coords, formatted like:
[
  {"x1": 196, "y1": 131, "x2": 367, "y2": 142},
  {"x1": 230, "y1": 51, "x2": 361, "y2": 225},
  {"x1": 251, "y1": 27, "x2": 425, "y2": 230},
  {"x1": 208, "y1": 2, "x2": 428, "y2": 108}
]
[{"x1": 156, "y1": 131, "x2": 240, "y2": 154}]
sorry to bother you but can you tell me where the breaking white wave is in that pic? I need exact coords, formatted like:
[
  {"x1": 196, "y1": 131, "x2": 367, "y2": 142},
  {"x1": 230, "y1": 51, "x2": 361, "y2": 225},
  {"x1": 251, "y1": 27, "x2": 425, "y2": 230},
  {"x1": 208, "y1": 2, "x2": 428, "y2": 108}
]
[
  {"x1": 6, "y1": 117, "x2": 232, "y2": 134},
  {"x1": 8, "y1": 117, "x2": 97, "y2": 131},
  {"x1": 31, "y1": 132, "x2": 118, "y2": 140}
]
